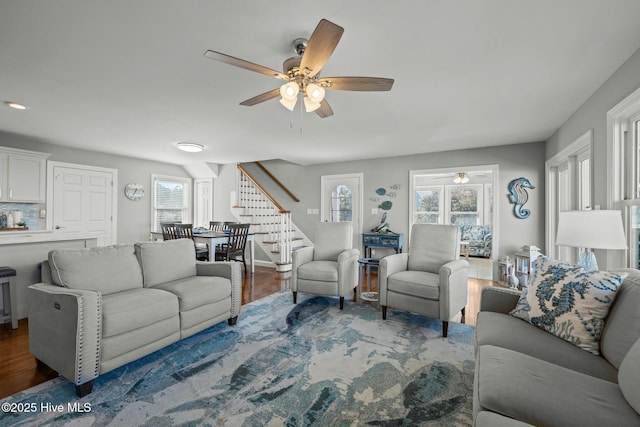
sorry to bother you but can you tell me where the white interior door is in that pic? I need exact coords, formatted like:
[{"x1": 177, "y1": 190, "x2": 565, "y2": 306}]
[
  {"x1": 51, "y1": 164, "x2": 116, "y2": 246},
  {"x1": 194, "y1": 178, "x2": 213, "y2": 228},
  {"x1": 321, "y1": 173, "x2": 363, "y2": 251}
]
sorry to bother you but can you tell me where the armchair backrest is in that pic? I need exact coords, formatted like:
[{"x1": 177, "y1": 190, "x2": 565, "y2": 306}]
[
  {"x1": 408, "y1": 224, "x2": 460, "y2": 273},
  {"x1": 313, "y1": 221, "x2": 353, "y2": 261}
]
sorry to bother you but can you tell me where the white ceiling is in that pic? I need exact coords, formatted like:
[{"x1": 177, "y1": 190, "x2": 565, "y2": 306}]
[{"x1": 2, "y1": 1, "x2": 640, "y2": 166}]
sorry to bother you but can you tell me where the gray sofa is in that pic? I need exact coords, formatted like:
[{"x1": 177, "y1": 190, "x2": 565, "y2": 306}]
[
  {"x1": 28, "y1": 238, "x2": 242, "y2": 396},
  {"x1": 473, "y1": 269, "x2": 640, "y2": 426}
]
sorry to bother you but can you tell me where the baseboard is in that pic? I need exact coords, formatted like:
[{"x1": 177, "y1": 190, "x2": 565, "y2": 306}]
[{"x1": 253, "y1": 260, "x2": 276, "y2": 269}]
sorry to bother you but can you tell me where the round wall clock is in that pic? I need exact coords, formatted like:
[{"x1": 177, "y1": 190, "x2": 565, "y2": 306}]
[{"x1": 124, "y1": 183, "x2": 145, "y2": 201}]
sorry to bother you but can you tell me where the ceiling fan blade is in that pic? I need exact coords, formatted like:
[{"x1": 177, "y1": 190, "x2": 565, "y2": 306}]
[
  {"x1": 299, "y1": 19, "x2": 344, "y2": 78},
  {"x1": 318, "y1": 76, "x2": 394, "y2": 91},
  {"x1": 204, "y1": 50, "x2": 288, "y2": 81},
  {"x1": 239, "y1": 88, "x2": 281, "y2": 106},
  {"x1": 315, "y1": 99, "x2": 334, "y2": 118}
]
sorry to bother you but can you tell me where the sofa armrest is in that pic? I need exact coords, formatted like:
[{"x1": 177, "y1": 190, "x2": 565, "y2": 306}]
[
  {"x1": 337, "y1": 249, "x2": 360, "y2": 296},
  {"x1": 379, "y1": 253, "x2": 410, "y2": 305},
  {"x1": 28, "y1": 283, "x2": 101, "y2": 387},
  {"x1": 439, "y1": 259, "x2": 470, "y2": 320},
  {"x1": 196, "y1": 261, "x2": 242, "y2": 318},
  {"x1": 480, "y1": 286, "x2": 521, "y2": 313},
  {"x1": 291, "y1": 246, "x2": 315, "y2": 291}
]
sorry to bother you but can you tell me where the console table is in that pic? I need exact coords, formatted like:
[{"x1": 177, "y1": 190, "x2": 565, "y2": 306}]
[{"x1": 362, "y1": 232, "x2": 404, "y2": 258}]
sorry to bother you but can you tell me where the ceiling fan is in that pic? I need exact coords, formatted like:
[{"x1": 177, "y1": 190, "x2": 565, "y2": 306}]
[
  {"x1": 433, "y1": 171, "x2": 491, "y2": 183},
  {"x1": 204, "y1": 19, "x2": 394, "y2": 118}
]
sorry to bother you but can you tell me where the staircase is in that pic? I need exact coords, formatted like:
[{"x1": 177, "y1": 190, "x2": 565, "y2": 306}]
[{"x1": 232, "y1": 163, "x2": 311, "y2": 272}]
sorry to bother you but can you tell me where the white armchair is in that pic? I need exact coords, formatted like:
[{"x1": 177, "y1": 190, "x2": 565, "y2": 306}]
[
  {"x1": 379, "y1": 224, "x2": 469, "y2": 337},
  {"x1": 291, "y1": 222, "x2": 360, "y2": 309}
]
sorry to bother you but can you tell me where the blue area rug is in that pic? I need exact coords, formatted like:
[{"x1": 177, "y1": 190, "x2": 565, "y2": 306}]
[{"x1": 1, "y1": 291, "x2": 476, "y2": 426}]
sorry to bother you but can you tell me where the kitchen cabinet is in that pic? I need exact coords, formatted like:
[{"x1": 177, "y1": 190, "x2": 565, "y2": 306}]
[{"x1": 0, "y1": 147, "x2": 50, "y2": 203}]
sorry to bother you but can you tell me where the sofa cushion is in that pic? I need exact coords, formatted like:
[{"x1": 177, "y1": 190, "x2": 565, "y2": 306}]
[
  {"x1": 135, "y1": 239, "x2": 197, "y2": 287},
  {"x1": 49, "y1": 244, "x2": 143, "y2": 295},
  {"x1": 476, "y1": 345, "x2": 640, "y2": 427},
  {"x1": 387, "y1": 270, "x2": 440, "y2": 300},
  {"x1": 101, "y1": 288, "x2": 178, "y2": 338},
  {"x1": 510, "y1": 256, "x2": 622, "y2": 355},
  {"x1": 601, "y1": 269, "x2": 640, "y2": 369},
  {"x1": 475, "y1": 311, "x2": 618, "y2": 382},
  {"x1": 297, "y1": 260, "x2": 339, "y2": 282},
  {"x1": 619, "y1": 338, "x2": 640, "y2": 414},
  {"x1": 152, "y1": 275, "x2": 231, "y2": 312}
]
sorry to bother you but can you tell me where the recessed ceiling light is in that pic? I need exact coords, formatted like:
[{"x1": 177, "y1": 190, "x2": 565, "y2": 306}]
[
  {"x1": 5, "y1": 101, "x2": 28, "y2": 110},
  {"x1": 176, "y1": 142, "x2": 204, "y2": 153}
]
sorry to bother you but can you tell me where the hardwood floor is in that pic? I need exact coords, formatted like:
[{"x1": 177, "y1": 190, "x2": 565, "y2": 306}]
[{"x1": 0, "y1": 266, "x2": 500, "y2": 399}]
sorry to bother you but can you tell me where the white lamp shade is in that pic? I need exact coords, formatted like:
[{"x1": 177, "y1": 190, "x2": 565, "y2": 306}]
[
  {"x1": 279, "y1": 97, "x2": 297, "y2": 111},
  {"x1": 280, "y1": 82, "x2": 299, "y2": 100},
  {"x1": 279, "y1": 82, "x2": 299, "y2": 111},
  {"x1": 305, "y1": 83, "x2": 325, "y2": 103},
  {"x1": 556, "y1": 210, "x2": 627, "y2": 250},
  {"x1": 303, "y1": 96, "x2": 321, "y2": 112}
]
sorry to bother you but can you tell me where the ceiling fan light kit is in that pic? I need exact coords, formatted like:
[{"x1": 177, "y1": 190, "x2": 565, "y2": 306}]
[
  {"x1": 204, "y1": 19, "x2": 394, "y2": 118},
  {"x1": 453, "y1": 172, "x2": 470, "y2": 184}
]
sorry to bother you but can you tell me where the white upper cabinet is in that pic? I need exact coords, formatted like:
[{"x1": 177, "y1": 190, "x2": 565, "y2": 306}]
[{"x1": 0, "y1": 147, "x2": 50, "y2": 203}]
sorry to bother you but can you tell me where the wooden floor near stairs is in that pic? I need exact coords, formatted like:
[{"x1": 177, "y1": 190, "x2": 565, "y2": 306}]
[{"x1": 0, "y1": 266, "x2": 500, "y2": 399}]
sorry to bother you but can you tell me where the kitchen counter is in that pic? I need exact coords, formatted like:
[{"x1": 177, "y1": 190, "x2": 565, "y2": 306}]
[
  {"x1": 0, "y1": 230, "x2": 99, "y2": 245},
  {"x1": 0, "y1": 233, "x2": 98, "y2": 321}
]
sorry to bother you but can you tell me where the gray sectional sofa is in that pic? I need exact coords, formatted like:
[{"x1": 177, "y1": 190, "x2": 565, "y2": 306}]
[
  {"x1": 473, "y1": 269, "x2": 640, "y2": 426},
  {"x1": 28, "y1": 238, "x2": 242, "y2": 396}
]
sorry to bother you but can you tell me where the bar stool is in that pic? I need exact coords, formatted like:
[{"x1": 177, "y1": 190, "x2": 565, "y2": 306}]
[{"x1": 0, "y1": 267, "x2": 18, "y2": 329}]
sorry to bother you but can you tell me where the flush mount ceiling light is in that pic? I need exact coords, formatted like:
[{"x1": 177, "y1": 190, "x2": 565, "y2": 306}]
[
  {"x1": 453, "y1": 172, "x2": 470, "y2": 184},
  {"x1": 5, "y1": 101, "x2": 28, "y2": 110},
  {"x1": 176, "y1": 142, "x2": 204, "y2": 153}
]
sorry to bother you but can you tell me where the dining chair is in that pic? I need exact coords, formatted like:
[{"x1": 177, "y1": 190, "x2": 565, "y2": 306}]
[
  {"x1": 160, "y1": 222, "x2": 178, "y2": 240},
  {"x1": 215, "y1": 223, "x2": 250, "y2": 273},
  {"x1": 174, "y1": 223, "x2": 209, "y2": 261},
  {"x1": 209, "y1": 221, "x2": 225, "y2": 232}
]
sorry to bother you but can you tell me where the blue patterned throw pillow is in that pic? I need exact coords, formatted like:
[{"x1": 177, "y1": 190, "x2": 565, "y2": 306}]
[{"x1": 510, "y1": 256, "x2": 623, "y2": 355}]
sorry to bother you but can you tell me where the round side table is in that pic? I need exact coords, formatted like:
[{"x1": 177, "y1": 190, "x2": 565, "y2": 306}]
[{"x1": 358, "y1": 257, "x2": 379, "y2": 302}]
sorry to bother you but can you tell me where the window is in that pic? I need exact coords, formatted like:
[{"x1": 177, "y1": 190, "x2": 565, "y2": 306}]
[
  {"x1": 447, "y1": 184, "x2": 483, "y2": 225},
  {"x1": 409, "y1": 166, "x2": 498, "y2": 259},
  {"x1": 414, "y1": 186, "x2": 443, "y2": 224},
  {"x1": 608, "y1": 87, "x2": 640, "y2": 268},
  {"x1": 330, "y1": 184, "x2": 352, "y2": 222},
  {"x1": 545, "y1": 130, "x2": 592, "y2": 262},
  {"x1": 151, "y1": 175, "x2": 191, "y2": 232}
]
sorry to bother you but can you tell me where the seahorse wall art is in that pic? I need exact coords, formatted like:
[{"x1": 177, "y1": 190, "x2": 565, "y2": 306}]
[{"x1": 508, "y1": 177, "x2": 535, "y2": 219}]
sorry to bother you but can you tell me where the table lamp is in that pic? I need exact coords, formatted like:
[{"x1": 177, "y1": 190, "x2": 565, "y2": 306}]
[{"x1": 555, "y1": 210, "x2": 627, "y2": 271}]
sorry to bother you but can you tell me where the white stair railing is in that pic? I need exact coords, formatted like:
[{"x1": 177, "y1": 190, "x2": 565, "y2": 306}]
[{"x1": 236, "y1": 166, "x2": 293, "y2": 271}]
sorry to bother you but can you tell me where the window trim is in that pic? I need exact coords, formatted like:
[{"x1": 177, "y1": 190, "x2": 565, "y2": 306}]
[
  {"x1": 150, "y1": 174, "x2": 192, "y2": 232},
  {"x1": 607, "y1": 86, "x2": 640, "y2": 268},
  {"x1": 409, "y1": 164, "x2": 499, "y2": 258},
  {"x1": 545, "y1": 129, "x2": 593, "y2": 260}
]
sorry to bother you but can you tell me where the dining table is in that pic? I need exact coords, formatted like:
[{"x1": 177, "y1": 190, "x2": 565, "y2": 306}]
[{"x1": 150, "y1": 230, "x2": 255, "y2": 274}]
